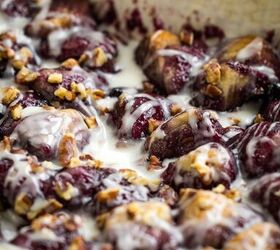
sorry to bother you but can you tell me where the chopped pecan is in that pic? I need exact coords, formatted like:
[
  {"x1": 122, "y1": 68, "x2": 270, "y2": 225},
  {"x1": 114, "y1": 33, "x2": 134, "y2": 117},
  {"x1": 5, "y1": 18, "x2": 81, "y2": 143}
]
[
  {"x1": 55, "y1": 182, "x2": 77, "y2": 201},
  {"x1": 58, "y1": 133, "x2": 79, "y2": 167},
  {"x1": 92, "y1": 47, "x2": 108, "y2": 67},
  {"x1": 148, "y1": 118, "x2": 161, "y2": 133},
  {"x1": 147, "y1": 155, "x2": 161, "y2": 170},
  {"x1": 96, "y1": 188, "x2": 120, "y2": 202},
  {"x1": 10, "y1": 104, "x2": 23, "y2": 120},
  {"x1": 2, "y1": 87, "x2": 20, "y2": 105},
  {"x1": 14, "y1": 193, "x2": 32, "y2": 215},
  {"x1": 61, "y1": 58, "x2": 79, "y2": 69},
  {"x1": 16, "y1": 67, "x2": 39, "y2": 84},
  {"x1": 54, "y1": 87, "x2": 76, "y2": 101},
  {"x1": 47, "y1": 73, "x2": 63, "y2": 84},
  {"x1": 85, "y1": 116, "x2": 97, "y2": 128}
]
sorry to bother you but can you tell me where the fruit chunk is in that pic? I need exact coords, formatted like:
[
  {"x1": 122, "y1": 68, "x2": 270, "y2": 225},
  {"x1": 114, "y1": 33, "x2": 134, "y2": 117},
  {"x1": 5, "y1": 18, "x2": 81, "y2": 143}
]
[
  {"x1": 223, "y1": 222, "x2": 280, "y2": 250},
  {"x1": 251, "y1": 173, "x2": 280, "y2": 223},
  {"x1": 162, "y1": 142, "x2": 237, "y2": 189},
  {"x1": 110, "y1": 92, "x2": 173, "y2": 139},
  {"x1": 9, "y1": 109, "x2": 89, "y2": 161},
  {"x1": 178, "y1": 188, "x2": 262, "y2": 248},
  {"x1": 191, "y1": 36, "x2": 280, "y2": 111},
  {"x1": 99, "y1": 201, "x2": 181, "y2": 250},
  {"x1": 146, "y1": 108, "x2": 234, "y2": 159},
  {"x1": 238, "y1": 121, "x2": 280, "y2": 177},
  {"x1": 136, "y1": 30, "x2": 207, "y2": 94}
]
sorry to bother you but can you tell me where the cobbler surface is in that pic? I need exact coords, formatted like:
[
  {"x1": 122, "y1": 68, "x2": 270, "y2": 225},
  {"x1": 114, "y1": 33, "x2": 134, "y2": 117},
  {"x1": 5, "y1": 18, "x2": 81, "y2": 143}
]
[{"x1": 0, "y1": 0, "x2": 280, "y2": 250}]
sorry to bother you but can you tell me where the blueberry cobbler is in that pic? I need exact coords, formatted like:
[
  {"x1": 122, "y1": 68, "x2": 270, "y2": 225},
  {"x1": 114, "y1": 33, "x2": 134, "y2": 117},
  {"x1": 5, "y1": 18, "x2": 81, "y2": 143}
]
[{"x1": 0, "y1": 0, "x2": 280, "y2": 250}]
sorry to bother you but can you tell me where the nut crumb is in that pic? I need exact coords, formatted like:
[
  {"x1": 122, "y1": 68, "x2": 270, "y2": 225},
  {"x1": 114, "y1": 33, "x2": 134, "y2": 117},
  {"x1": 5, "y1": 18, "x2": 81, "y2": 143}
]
[
  {"x1": 58, "y1": 134, "x2": 78, "y2": 167},
  {"x1": 148, "y1": 155, "x2": 161, "y2": 170},
  {"x1": 170, "y1": 103, "x2": 183, "y2": 115},
  {"x1": 85, "y1": 116, "x2": 97, "y2": 128},
  {"x1": 16, "y1": 67, "x2": 39, "y2": 84},
  {"x1": 148, "y1": 118, "x2": 161, "y2": 133},
  {"x1": 180, "y1": 30, "x2": 194, "y2": 46},
  {"x1": 204, "y1": 59, "x2": 221, "y2": 84},
  {"x1": 48, "y1": 73, "x2": 63, "y2": 84},
  {"x1": 54, "y1": 87, "x2": 76, "y2": 101},
  {"x1": 2, "y1": 86, "x2": 20, "y2": 105},
  {"x1": 11, "y1": 104, "x2": 23, "y2": 120},
  {"x1": 93, "y1": 47, "x2": 108, "y2": 67},
  {"x1": 96, "y1": 188, "x2": 120, "y2": 202},
  {"x1": 61, "y1": 58, "x2": 79, "y2": 69}
]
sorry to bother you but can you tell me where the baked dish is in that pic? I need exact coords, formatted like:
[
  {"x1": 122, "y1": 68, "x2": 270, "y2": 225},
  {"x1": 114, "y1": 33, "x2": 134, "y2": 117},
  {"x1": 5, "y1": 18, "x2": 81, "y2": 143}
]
[{"x1": 0, "y1": 0, "x2": 280, "y2": 249}]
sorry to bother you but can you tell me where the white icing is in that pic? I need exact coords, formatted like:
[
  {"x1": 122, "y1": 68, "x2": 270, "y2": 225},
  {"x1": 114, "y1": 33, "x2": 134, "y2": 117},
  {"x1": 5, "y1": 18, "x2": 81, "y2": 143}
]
[
  {"x1": 10, "y1": 109, "x2": 87, "y2": 157},
  {"x1": 48, "y1": 26, "x2": 106, "y2": 57},
  {"x1": 28, "y1": 228, "x2": 62, "y2": 241},
  {"x1": 157, "y1": 48, "x2": 209, "y2": 77},
  {"x1": 0, "y1": 4, "x2": 279, "y2": 248},
  {"x1": 250, "y1": 65, "x2": 278, "y2": 80},
  {"x1": 20, "y1": 106, "x2": 47, "y2": 118},
  {"x1": 0, "y1": 210, "x2": 25, "y2": 241},
  {"x1": 104, "y1": 40, "x2": 146, "y2": 89},
  {"x1": 83, "y1": 121, "x2": 161, "y2": 180},
  {"x1": 236, "y1": 37, "x2": 263, "y2": 61},
  {"x1": 0, "y1": 243, "x2": 26, "y2": 250},
  {"x1": 3, "y1": 151, "x2": 45, "y2": 200}
]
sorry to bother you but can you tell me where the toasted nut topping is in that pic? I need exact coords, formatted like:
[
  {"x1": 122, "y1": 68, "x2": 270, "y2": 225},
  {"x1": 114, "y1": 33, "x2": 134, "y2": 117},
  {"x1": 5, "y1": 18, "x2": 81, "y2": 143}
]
[
  {"x1": 48, "y1": 73, "x2": 63, "y2": 84},
  {"x1": 19, "y1": 47, "x2": 33, "y2": 61},
  {"x1": 85, "y1": 116, "x2": 97, "y2": 128},
  {"x1": 54, "y1": 87, "x2": 76, "y2": 101},
  {"x1": 58, "y1": 134, "x2": 78, "y2": 167},
  {"x1": 61, "y1": 58, "x2": 79, "y2": 69},
  {"x1": 180, "y1": 30, "x2": 194, "y2": 46},
  {"x1": 204, "y1": 59, "x2": 221, "y2": 84},
  {"x1": 55, "y1": 182, "x2": 77, "y2": 201},
  {"x1": 15, "y1": 193, "x2": 32, "y2": 215},
  {"x1": 1, "y1": 136, "x2": 11, "y2": 151},
  {"x1": 0, "y1": 31, "x2": 16, "y2": 42},
  {"x1": 150, "y1": 30, "x2": 180, "y2": 50},
  {"x1": 68, "y1": 156, "x2": 101, "y2": 169},
  {"x1": 254, "y1": 114, "x2": 264, "y2": 123},
  {"x1": 120, "y1": 169, "x2": 160, "y2": 188},
  {"x1": 71, "y1": 82, "x2": 87, "y2": 100},
  {"x1": 93, "y1": 47, "x2": 108, "y2": 67},
  {"x1": 170, "y1": 103, "x2": 183, "y2": 115},
  {"x1": 0, "y1": 46, "x2": 15, "y2": 59},
  {"x1": 212, "y1": 184, "x2": 226, "y2": 193},
  {"x1": 2, "y1": 86, "x2": 20, "y2": 105},
  {"x1": 228, "y1": 117, "x2": 241, "y2": 125},
  {"x1": 6, "y1": 48, "x2": 15, "y2": 59},
  {"x1": 68, "y1": 157, "x2": 82, "y2": 168},
  {"x1": 16, "y1": 67, "x2": 39, "y2": 84},
  {"x1": 96, "y1": 188, "x2": 120, "y2": 202},
  {"x1": 204, "y1": 84, "x2": 223, "y2": 98},
  {"x1": 90, "y1": 89, "x2": 105, "y2": 100},
  {"x1": 30, "y1": 162, "x2": 45, "y2": 174},
  {"x1": 11, "y1": 104, "x2": 23, "y2": 120},
  {"x1": 54, "y1": 87, "x2": 67, "y2": 99},
  {"x1": 27, "y1": 199, "x2": 63, "y2": 220},
  {"x1": 124, "y1": 202, "x2": 172, "y2": 224},
  {"x1": 79, "y1": 53, "x2": 89, "y2": 64},
  {"x1": 11, "y1": 59, "x2": 25, "y2": 70},
  {"x1": 42, "y1": 16, "x2": 72, "y2": 30},
  {"x1": 148, "y1": 155, "x2": 161, "y2": 170},
  {"x1": 148, "y1": 118, "x2": 161, "y2": 133}
]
